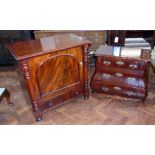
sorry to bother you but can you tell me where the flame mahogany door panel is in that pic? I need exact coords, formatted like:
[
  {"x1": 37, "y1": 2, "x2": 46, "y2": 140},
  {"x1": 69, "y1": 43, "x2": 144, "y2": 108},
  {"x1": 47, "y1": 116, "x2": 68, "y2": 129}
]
[
  {"x1": 7, "y1": 34, "x2": 91, "y2": 121},
  {"x1": 36, "y1": 55, "x2": 81, "y2": 96}
]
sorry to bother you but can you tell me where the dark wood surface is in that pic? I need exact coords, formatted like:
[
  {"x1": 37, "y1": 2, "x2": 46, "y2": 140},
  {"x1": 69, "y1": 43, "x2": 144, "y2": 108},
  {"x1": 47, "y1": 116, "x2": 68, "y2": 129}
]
[
  {"x1": 7, "y1": 34, "x2": 91, "y2": 60},
  {"x1": 107, "y1": 30, "x2": 155, "y2": 49},
  {"x1": 7, "y1": 34, "x2": 91, "y2": 121},
  {"x1": 91, "y1": 46, "x2": 151, "y2": 100}
]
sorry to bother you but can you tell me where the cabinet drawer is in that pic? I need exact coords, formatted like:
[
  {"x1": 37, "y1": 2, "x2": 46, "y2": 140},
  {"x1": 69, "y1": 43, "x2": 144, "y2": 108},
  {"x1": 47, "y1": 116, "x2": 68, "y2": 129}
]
[{"x1": 39, "y1": 84, "x2": 83, "y2": 112}]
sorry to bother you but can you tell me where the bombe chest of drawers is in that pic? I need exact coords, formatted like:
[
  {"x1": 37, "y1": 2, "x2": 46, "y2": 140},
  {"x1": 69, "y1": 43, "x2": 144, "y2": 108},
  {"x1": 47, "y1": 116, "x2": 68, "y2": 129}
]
[
  {"x1": 7, "y1": 34, "x2": 91, "y2": 121},
  {"x1": 91, "y1": 46, "x2": 151, "y2": 100}
]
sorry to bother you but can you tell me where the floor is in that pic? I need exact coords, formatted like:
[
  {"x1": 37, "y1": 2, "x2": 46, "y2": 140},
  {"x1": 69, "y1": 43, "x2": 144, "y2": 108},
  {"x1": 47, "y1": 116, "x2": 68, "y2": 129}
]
[{"x1": 1, "y1": 65, "x2": 155, "y2": 125}]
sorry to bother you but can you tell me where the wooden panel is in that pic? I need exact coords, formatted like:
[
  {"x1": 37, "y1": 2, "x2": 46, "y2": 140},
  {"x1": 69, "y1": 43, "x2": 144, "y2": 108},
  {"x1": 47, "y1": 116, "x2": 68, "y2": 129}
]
[
  {"x1": 36, "y1": 54, "x2": 80, "y2": 96},
  {"x1": 7, "y1": 34, "x2": 90, "y2": 60}
]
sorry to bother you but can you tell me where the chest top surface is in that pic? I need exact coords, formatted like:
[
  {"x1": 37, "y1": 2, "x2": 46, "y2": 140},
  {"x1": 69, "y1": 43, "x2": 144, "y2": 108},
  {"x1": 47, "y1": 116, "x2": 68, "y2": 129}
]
[
  {"x1": 95, "y1": 45, "x2": 151, "y2": 61},
  {"x1": 7, "y1": 34, "x2": 91, "y2": 60}
]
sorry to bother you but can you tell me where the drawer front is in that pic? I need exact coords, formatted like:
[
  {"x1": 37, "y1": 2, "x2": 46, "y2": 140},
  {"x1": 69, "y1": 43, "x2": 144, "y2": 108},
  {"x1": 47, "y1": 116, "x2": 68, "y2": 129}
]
[
  {"x1": 39, "y1": 84, "x2": 83, "y2": 112},
  {"x1": 92, "y1": 82, "x2": 146, "y2": 99},
  {"x1": 100, "y1": 66, "x2": 145, "y2": 77},
  {"x1": 93, "y1": 72, "x2": 143, "y2": 88},
  {"x1": 97, "y1": 57, "x2": 146, "y2": 71}
]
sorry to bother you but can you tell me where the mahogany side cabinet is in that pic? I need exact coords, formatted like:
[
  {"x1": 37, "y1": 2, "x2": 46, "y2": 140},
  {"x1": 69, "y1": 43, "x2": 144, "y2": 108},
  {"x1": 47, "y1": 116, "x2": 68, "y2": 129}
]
[{"x1": 7, "y1": 34, "x2": 91, "y2": 121}]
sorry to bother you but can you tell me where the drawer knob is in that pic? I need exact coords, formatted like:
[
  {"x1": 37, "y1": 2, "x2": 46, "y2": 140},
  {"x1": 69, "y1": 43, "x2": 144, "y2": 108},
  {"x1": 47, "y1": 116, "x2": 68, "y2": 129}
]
[
  {"x1": 115, "y1": 73, "x2": 123, "y2": 77},
  {"x1": 103, "y1": 61, "x2": 111, "y2": 65},
  {"x1": 102, "y1": 73, "x2": 111, "y2": 79},
  {"x1": 102, "y1": 87, "x2": 109, "y2": 92},
  {"x1": 129, "y1": 64, "x2": 138, "y2": 69},
  {"x1": 116, "y1": 61, "x2": 124, "y2": 65},
  {"x1": 113, "y1": 86, "x2": 121, "y2": 91}
]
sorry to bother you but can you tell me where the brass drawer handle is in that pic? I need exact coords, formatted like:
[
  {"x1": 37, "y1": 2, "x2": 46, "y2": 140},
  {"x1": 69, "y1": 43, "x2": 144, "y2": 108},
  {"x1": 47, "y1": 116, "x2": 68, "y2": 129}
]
[
  {"x1": 129, "y1": 64, "x2": 138, "y2": 69},
  {"x1": 116, "y1": 61, "x2": 124, "y2": 65},
  {"x1": 102, "y1": 73, "x2": 111, "y2": 79},
  {"x1": 103, "y1": 60, "x2": 111, "y2": 65},
  {"x1": 102, "y1": 87, "x2": 109, "y2": 92},
  {"x1": 113, "y1": 86, "x2": 121, "y2": 91},
  {"x1": 115, "y1": 73, "x2": 123, "y2": 77},
  {"x1": 127, "y1": 91, "x2": 135, "y2": 96}
]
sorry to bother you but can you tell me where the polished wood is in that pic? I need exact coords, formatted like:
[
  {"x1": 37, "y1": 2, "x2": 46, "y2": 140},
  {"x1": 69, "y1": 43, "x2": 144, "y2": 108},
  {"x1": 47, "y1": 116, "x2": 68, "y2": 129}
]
[
  {"x1": 7, "y1": 34, "x2": 91, "y2": 121},
  {"x1": 0, "y1": 88, "x2": 13, "y2": 106},
  {"x1": 91, "y1": 46, "x2": 151, "y2": 100}
]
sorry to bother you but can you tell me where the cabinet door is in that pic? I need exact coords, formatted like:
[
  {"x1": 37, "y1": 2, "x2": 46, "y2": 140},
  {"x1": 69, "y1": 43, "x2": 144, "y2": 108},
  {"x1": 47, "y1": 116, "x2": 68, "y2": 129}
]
[{"x1": 36, "y1": 54, "x2": 81, "y2": 97}]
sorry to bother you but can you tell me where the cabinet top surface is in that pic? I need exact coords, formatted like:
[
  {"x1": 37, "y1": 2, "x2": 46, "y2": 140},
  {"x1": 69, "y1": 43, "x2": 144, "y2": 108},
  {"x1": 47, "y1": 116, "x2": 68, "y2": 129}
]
[
  {"x1": 95, "y1": 45, "x2": 151, "y2": 61},
  {"x1": 7, "y1": 34, "x2": 91, "y2": 60}
]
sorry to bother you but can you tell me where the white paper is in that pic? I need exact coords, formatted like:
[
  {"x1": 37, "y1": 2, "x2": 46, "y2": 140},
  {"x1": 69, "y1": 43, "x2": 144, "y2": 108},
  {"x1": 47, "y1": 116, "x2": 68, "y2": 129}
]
[{"x1": 114, "y1": 37, "x2": 119, "y2": 43}]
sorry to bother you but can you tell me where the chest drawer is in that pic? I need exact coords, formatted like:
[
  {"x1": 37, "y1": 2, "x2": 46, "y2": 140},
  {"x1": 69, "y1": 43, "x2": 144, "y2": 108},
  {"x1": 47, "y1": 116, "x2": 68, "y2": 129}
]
[
  {"x1": 99, "y1": 65, "x2": 145, "y2": 77},
  {"x1": 97, "y1": 56, "x2": 146, "y2": 71},
  {"x1": 93, "y1": 72, "x2": 146, "y2": 89},
  {"x1": 92, "y1": 82, "x2": 146, "y2": 99}
]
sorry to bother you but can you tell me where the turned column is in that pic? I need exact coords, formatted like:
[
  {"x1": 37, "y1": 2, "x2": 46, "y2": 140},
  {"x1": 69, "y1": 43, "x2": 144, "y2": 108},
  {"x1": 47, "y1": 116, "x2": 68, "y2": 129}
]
[
  {"x1": 83, "y1": 44, "x2": 89, "y2": 99},
  {"x1": 20, "y1": 60, "x2": 42, "y2": 121}
]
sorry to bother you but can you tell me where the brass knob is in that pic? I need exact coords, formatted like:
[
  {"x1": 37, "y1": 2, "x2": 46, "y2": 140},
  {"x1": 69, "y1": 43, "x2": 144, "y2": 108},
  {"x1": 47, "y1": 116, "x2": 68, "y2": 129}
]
[
  {"x1": 116, "y1": 61, "x2": 124, "y2": 65},
  {"x1": 102, "y1": 87, "x2": 109, "y2": 92},
  {"x1": 102, "y1": 73, "x2": 111, "y2": 79},
  {"x1": 115, "y1": 73, "x2": 123, "y2": 77},
  {"x1": 129, "y1": 64, "x2": 138, "y2": 69},
  {"x1": 113, "y1": 86, "x2": 121, "y2": 91},
  {"x1": 103, "y1": 61, "x2": 111, "y2": 65}
]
